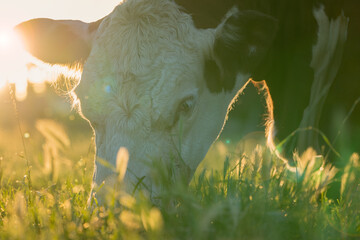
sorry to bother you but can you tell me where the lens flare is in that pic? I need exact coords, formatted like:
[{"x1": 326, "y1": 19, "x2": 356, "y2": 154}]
[
  {"x1": 0, "y1": 28, "x2": 35, "y2": 100},
  {"x1": 0, "y1": 26, "x2": 83, "y2": 100}
]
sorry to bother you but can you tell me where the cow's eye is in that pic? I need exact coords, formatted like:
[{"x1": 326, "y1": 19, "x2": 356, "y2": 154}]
[
  {"x1": 172, "y1": 96, "x2": 196, "y2": 127},
  {"x1": 178, "y1": 96, "x2": 195, "y2": 114}
]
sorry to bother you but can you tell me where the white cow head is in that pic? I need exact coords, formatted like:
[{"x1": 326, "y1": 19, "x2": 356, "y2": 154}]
[{"x1": 16, "y1": 0, "x2": 277, "y2": 201}]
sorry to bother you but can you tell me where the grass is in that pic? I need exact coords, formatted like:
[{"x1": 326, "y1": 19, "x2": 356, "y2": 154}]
[
  {"x1": 0, "y1": 82, "x2": 359, "y2": 239},
  {"x1": 0, "y1": 125, "x2": 359, "y2": 239},
  {"x1": 1, "y1": 4, "x2": 359, "y2": 239}
]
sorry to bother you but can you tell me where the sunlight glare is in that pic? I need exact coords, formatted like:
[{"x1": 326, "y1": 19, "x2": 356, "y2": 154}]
[
  {"x1": 27, "y1": 65, "x2": 47, "y2": 94},
  {"x1": 28, "y1": 64, "x2": 48, "y2": 84},
  {"x1": 0, "y1": 28, "x2": 37, "y2": 100},
  {"x1": 0, "y1": 27, "x2": 80, "y2": 100},
  {"x1": 15, "y1": 80, "x2": 28, "y2": 101},
  {"x1": 0, "y1": 32, "x2": 10, "y2": 48}
]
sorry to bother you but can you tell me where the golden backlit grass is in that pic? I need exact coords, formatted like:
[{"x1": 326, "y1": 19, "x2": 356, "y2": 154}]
[{"x1": 0, "y1": 118, "x2": 359, "y2": 239}]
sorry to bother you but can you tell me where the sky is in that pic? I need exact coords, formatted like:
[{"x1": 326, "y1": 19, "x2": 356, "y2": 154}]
[
  {"x1": 0, "y1": 0, "x2": 120, "y2": 30},
  {"x1": 0, "y1": 0, "x2": 121, "y2": 100}
]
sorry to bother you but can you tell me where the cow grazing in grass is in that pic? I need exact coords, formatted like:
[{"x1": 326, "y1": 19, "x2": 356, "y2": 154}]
[{"x1": 16, "y1": 0, "x2": 277, "y2": 201}]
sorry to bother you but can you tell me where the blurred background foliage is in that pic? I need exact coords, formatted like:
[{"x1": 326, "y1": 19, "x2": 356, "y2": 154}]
[{"x1": 0, "y1": 0, "x2": 359, "y2": 238}]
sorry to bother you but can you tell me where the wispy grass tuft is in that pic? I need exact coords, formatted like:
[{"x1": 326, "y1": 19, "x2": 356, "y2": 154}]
[{"x1": 0, "y1": 131, "x2": 359, "y2": 239}]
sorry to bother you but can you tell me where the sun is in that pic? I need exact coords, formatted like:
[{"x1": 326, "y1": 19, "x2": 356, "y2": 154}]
[
  {"x1": 0, "y1": 32, "x2": 11, "y2": 48},
  {"x1": 0, "y1": 29, "x2": 31, "y2": 99},
  {"x1": 0, "y1": 28, "x2": 58, "y2": 100}
]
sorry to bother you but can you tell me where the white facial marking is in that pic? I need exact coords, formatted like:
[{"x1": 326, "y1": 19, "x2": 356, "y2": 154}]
[{"x1": 73, "y1": 0, "x2": 251, "y2": 200}]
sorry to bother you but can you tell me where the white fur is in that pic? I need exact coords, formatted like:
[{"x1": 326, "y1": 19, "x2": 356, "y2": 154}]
[
  {"x1": 48, "y1": 0, "x2": 250, "y2": 201},
  {"x1": 69, "y1": 0, "x2": 250, "y2": 199}
]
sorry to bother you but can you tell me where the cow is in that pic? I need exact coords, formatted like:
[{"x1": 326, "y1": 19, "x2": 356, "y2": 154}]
[{"x1": 15, "y1": 0, "x2": 278, "y2": 202}]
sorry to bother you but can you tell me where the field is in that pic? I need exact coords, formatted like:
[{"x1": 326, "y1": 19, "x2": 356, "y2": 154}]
[{"x1": 0, "y1": 83, "x2": 359, "y2": 240}]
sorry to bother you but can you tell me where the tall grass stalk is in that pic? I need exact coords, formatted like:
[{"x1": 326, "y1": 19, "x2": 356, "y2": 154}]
[{"x1": 0, "y1": 135, "x2": 359, "y2": 239}]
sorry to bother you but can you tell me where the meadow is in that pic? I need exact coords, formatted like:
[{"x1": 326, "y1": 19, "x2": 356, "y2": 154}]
[{"x1": 0, "y1": 82, "x2": 359, "y2": 240}]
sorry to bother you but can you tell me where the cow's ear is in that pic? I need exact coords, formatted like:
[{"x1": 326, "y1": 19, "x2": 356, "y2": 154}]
[
  {"x1": 15, "y1": 18, "x2": 103, "y2": 65},
  {"x1": 205, "y1": 9, "x2": 277, "y2": 93}
]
